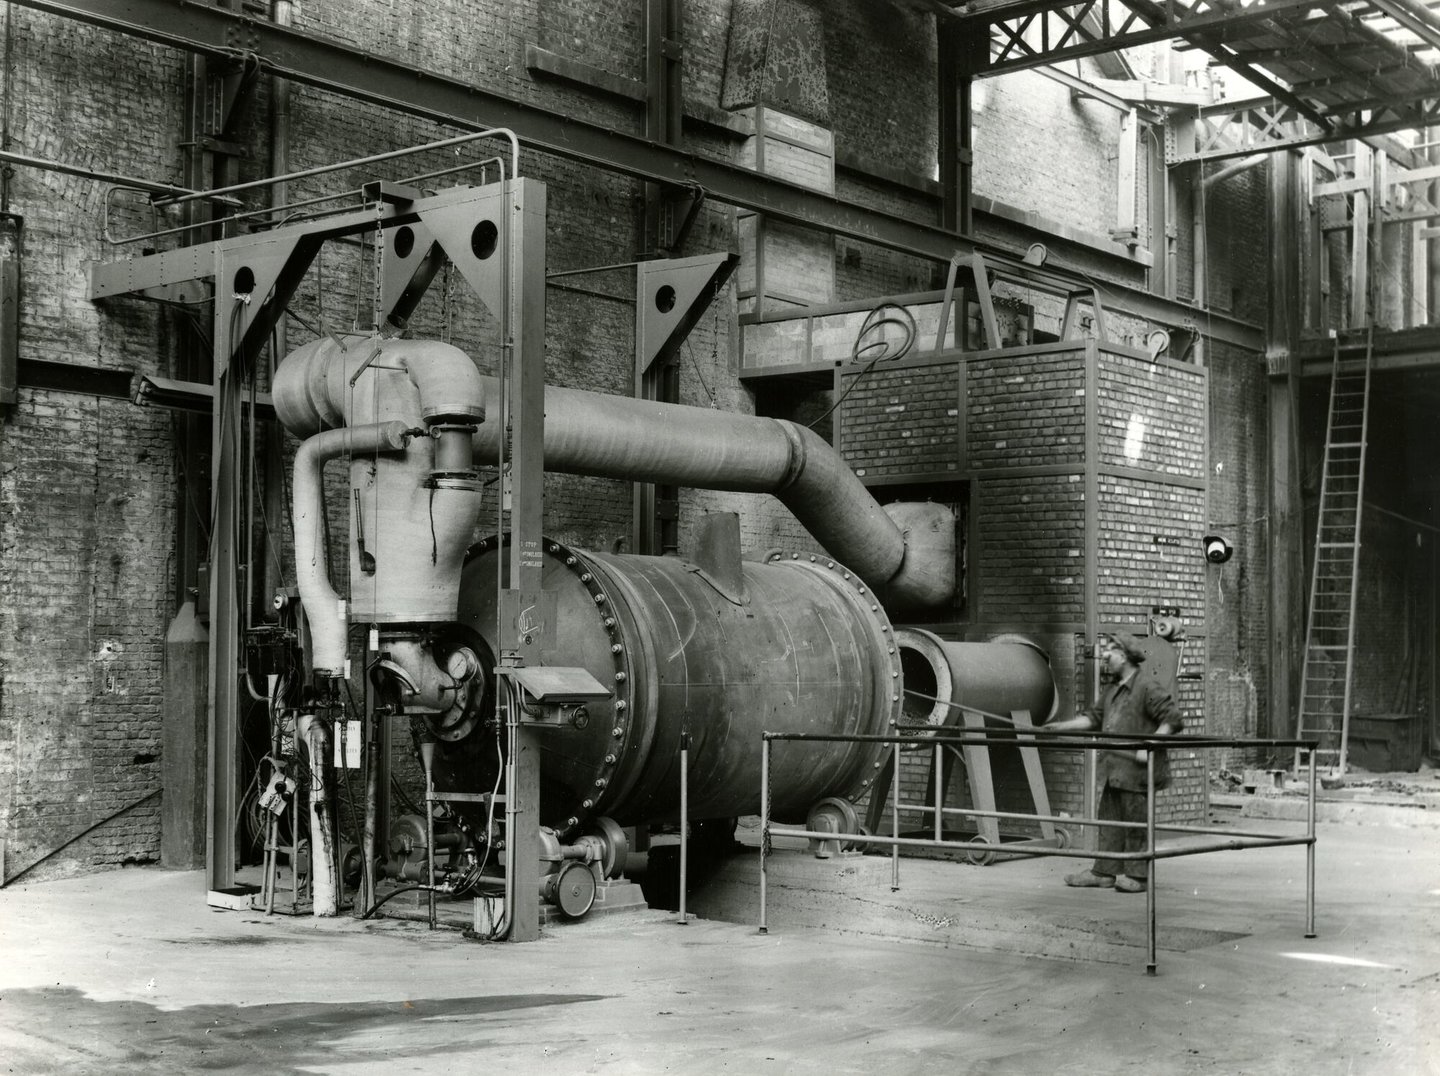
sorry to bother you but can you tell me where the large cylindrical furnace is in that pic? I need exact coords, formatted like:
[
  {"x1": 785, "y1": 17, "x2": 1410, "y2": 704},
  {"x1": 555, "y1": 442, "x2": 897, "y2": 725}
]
[{"x1": 435, "y1": 535, "x2": 902, "y2": 832}]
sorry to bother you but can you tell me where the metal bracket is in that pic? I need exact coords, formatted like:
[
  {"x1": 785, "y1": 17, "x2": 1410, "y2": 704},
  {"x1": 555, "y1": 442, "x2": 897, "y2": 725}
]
[{"x1": 634, "y1": 250, "x2": 739, "y2": 383}]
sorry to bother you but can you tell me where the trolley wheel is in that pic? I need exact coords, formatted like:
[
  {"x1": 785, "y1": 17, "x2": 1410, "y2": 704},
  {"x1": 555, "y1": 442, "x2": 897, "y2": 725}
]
[
  {"x1": 807, "y1": 797, "x2": 859, "y2": 858},
  {"x1": 843, "y1": 824, "x2": 872, "y2": 854},
  {"x1": 1054, "y1": 826, "x2": 1072, "y2": 850},
  {"x1": 966, "y1": 834, "x2": 996, "y2": 867},
  {"x1": 585, "y1": 816, "x2": 629, "y2": 879},
  {"x1": 550, "y1": 860, "x2": 598, "y2": 919}
]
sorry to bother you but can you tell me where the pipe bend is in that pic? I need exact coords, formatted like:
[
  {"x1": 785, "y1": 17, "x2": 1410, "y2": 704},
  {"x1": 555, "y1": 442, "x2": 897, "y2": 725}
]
[
  {"x1": 274, "y1": 335, "x2": 484, "y2": 437},
  {"x1": 292, "y1": 421, "x2": 412, "y2": 675}
]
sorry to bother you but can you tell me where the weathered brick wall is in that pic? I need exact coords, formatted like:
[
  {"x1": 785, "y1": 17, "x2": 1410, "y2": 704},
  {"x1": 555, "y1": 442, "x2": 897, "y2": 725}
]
[
  {"x1": 837, "y1": 358, "x2": 960, "y2": 478},
  {"x1": 973, "y1": 476, "x2": 1087, "y2": 624},
  {"x1": 972, "y1": 66, "x2": 1127, "y2": 244},
  {"x1": 0, "y1": 9, "x2": 185, "y2": 880},
  {"x1": 1204, "y1": 339, "x2": 1269, "y2": 753},
  {"x1": 1, "y1": 393, "x2": 175, "y2": 878},
  {"x1": 967, "y1": 349, "x2": 1086, "y2": 469}
]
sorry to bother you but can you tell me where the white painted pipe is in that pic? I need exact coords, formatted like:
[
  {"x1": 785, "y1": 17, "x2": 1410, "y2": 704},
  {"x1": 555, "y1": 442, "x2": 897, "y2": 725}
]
[
  {"x1": 292, "y1": 422, "x2": 411, "y2": 675},
  {"x1": 295, "y1": 713, "x2": 338, "y2": 917}
]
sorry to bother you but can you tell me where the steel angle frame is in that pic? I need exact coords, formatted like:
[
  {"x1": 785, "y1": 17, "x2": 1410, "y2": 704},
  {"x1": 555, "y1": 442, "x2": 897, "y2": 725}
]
[
  {"x1": 31, "y1": 0, "x2": 1262, "y2": 350},
  {"x1": 91, "y1": 180, "x2": 523, "y2": 899}
]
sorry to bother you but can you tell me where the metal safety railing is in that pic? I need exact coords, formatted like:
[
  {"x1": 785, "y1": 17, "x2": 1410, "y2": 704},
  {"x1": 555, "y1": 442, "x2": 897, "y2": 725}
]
[
  {"x1": 104, "y1": 126, "x2": 520, "y2": 247},
  {"x1": 758, "y1": 729, "x2": 1319, "y2": 975}
]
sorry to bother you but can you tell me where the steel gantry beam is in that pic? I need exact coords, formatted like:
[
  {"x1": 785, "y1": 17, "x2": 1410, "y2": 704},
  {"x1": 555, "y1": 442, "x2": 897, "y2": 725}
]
[
  {"x1": 1167, "y1": 93, "x2": 1440, "y2": 165},
  {"x1": 15, "y1": 0, "x2": 1262, "y2": 349}
]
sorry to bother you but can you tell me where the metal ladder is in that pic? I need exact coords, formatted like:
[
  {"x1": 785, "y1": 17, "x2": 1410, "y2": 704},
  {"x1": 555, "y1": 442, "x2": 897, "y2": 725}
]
[{"x1": 1296, "y1": 329, "x2": 1373, "y2": 775}]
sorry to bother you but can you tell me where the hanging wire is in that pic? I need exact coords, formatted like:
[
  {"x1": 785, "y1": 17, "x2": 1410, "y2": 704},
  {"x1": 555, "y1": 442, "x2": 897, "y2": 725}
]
[{"x1": 806, "y1": 300, "x2": 916, "y2": 430}]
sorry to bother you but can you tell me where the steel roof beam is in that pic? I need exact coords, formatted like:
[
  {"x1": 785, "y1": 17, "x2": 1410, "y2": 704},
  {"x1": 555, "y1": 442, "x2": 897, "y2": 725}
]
[
  {"x1": 14, "y1": 0, "x2": 1262, "y2": 348},
  {"x1": 1168, "y1": 92, "x2": 1440, "y2": 163}
]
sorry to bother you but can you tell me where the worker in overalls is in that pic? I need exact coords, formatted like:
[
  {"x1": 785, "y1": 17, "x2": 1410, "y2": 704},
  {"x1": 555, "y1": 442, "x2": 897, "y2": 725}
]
[{"x1": 1044, "y1": 631, "x2": 1184, "y2": 893}]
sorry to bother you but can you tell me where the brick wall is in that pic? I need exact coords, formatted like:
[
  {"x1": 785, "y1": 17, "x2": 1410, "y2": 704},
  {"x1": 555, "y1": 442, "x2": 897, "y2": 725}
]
[
  {"x1": 838, "y1": 358, "x2": 960, "y2": 479},
  {"x1": 974, "y1": 476, "x2": 1088, "y2": 624},
  {"x1": 1204, "y1": 340, "x2": 1270, "y2": 755},
  {"x1": 967, "y1": 349, "x2": 1087, "y2": 469},
  {"x1": 972, "y1": 67, "x2": 1126, "y2": 244},
  {"x1": 1095, "y1": 476, "x2": 1206, "y2": 623},
  {"x1": 0, "y1": 9, "x2": 185, "y2": 881},
  {"x1": 1096, "y1": 354, "x2": 1206, "y2": 479}
]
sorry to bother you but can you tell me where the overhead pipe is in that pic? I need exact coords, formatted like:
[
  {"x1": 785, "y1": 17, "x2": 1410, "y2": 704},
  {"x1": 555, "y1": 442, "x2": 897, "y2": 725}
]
[
  {"x1": 276, "y1": 334, "x2": 949, "y2": 627},
  {"x1": 468, "y1": 377, "x2": 951, "y2": 607}
]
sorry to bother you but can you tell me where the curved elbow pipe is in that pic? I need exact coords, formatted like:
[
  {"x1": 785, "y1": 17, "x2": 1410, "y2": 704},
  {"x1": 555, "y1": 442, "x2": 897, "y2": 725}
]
[
  {"x1": 273, "y1": 334, "x2": 484, "y2": 436},
  {"x1": 294, "y1": 422, "x2": 412, "y2": 674},
  {"x1": 471, "y1": 379, "x2": 946, "y2": 607}
]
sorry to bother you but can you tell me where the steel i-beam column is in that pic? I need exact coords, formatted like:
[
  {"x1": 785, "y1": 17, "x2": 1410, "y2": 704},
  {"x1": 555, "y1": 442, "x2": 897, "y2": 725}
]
[{"x1": 504, "y1": 179, "x2": 548, "y2": 941}]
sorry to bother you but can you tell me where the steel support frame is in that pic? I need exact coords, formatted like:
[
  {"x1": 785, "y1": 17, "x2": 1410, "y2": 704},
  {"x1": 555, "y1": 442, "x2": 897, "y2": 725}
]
[
  {"x1": 1168, "y1": 94, "x2": 1440, "y2": 166},
  {"x1": 632, "y1": 251, "x2": 738, "y2": 556},
  {"x1": 20, "y1": 0, "x2": 1261, "y2": 351},
  {"x1": 969, "y1": 0, "x2": 1331, "y2": 124},
  {"x1": 91, "y1": 181, "x2": 535, "y2": 901}
]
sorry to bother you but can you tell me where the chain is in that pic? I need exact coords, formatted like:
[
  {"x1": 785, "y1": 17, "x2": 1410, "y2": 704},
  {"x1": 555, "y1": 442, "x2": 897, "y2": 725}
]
[
  {"x1": 371, "y1": 195, "x2": 385, "y2": 332},
  {"x1": 441, "y1": 261, "x2": 453, "y2": 345}
]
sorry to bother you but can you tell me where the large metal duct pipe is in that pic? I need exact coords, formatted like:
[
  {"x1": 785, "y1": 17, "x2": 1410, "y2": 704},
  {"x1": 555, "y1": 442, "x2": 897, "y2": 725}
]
[
  {"x1": 894, "y1": 627, "x2": 1059, "y2": 729},
  {"x1": 439, "y1": 531, "x2": 900, "y2": 830},
  {"x1": 468, "y1": 376, "x2": 952, "y2": 608}
]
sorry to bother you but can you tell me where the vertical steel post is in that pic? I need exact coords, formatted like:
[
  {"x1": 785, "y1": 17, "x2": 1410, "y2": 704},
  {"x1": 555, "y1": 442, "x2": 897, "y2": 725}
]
[
  {"x1": 1145, "y1": 750, "x2": 1158, "y2": 976},
  {"x1": 206, "y1": 253, "x2": 241, "y2": 898},
  {"x1": 678, "y1": 731, "x2": 689, "y2": 925},
  {"x1": 758, "y1": 735, "x2": 769, "y2": 934},
  {"x1": 1305, "y1": 748, "x2": 1318, "y2": 938},
  {"x1": 505, "y1": 177, "x2": 548, "y2": 942},
  {"x1": 933, "y1": 743, "x2": 943, "y2": 843},
  {"x1": 425, "y1": 758, "x2": 436, "y2": 930},
  {"x1": 890, "y1": 741, "x2": 901, "y2": 891}
]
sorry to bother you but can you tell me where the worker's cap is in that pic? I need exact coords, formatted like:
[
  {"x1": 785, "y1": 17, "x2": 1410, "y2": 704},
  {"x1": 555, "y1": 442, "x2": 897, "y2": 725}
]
[{"x1": 1100, "y1": 631, "x2": 1147, "y2": 665}]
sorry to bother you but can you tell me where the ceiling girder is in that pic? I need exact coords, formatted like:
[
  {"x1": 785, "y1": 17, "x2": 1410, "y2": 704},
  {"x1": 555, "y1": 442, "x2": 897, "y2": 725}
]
[
  {"x1": 964, "y1": 0, "x2": 1331, "y2": 75},
  {"x1": 1169, "y1": 94, "x2": 1440, "y2": 164},
  {"x1": 13, "y1": 0, "x2": 1264, "y2": 348}
]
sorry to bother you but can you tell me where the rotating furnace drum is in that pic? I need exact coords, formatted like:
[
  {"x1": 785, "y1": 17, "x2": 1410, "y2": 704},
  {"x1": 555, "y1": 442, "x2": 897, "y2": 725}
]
[{"x1": 432, "y1": 536, "x2": 903, "y2": 835}]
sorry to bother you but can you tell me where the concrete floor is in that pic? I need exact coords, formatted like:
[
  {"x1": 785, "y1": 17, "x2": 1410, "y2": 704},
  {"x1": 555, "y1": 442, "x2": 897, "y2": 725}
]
[{"x1": 1, "y1": 797, "x2": 1437, "y2": 1075}]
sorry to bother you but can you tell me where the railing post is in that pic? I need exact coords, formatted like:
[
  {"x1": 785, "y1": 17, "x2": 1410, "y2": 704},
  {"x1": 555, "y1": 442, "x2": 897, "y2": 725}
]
[
  {"x1": 933, "y1": 742, "x2": 943, "y2": 843},
  {"x1": 678, "y1": 731, "x2": 689, "y2": 926},
  {"x1": 758, "y1": 734, "x2": 770, "y2": 934},
  {"x1": 1145, "y1": 748, "x2": 1158, "y2": 976},
  {"x1": 891, "y1": 741, "x2": 902, "y2": 892},
  {"x1": 1305, "y1": 747, "x2": 1318, "y2": 938}
]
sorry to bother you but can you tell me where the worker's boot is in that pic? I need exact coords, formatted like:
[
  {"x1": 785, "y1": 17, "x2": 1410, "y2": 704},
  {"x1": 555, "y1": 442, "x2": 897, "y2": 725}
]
[{"x1": 1064, "y1": 870, "x2": 1115, "y2": 888}]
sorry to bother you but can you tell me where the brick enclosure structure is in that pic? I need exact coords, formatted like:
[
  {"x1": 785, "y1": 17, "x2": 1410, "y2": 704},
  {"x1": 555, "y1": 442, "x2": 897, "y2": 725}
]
[
  {"x1": 836, "y1": 340, "x2": 1215, "y2": 830},
  {"x1": 0, "y1": 0, "x2": 1271, "y2": 881}
]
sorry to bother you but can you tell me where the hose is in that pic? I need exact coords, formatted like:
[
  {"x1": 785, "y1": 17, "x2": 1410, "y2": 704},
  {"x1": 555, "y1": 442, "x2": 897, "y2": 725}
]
[
  {"x1": 806, "y1": 301, "x2": 916, "y2": 430},
  {"x1": 359, "y1": 883, "x2": 437, "y2": 920}
]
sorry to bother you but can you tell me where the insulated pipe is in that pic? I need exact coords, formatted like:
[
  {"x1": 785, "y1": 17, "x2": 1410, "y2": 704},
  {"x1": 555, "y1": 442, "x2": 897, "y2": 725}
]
[
  {"x1": 295, "y1": 713, "x2": 338, "y2": 917},
  {"x1": 468, "y1": 378, "x2": 947, "y2": 607},
  {"x1": 292, "y1": 421, "x2": 411, "y2": 674},
  {"x1": 272, "y1": 335, "x2": 485, "y2": 437}
]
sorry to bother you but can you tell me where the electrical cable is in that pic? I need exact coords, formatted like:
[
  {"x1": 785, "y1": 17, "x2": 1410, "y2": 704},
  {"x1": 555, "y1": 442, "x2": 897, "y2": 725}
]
[
  {"x1": 806, "y1": 301, "x2": 916, "y2": 430},
  {"x1": 359, "y1": 883, "x2": 434, "y2": 920},
  {"x1": 3, "y1": 789, "x2": 162, "y2": 886}
]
